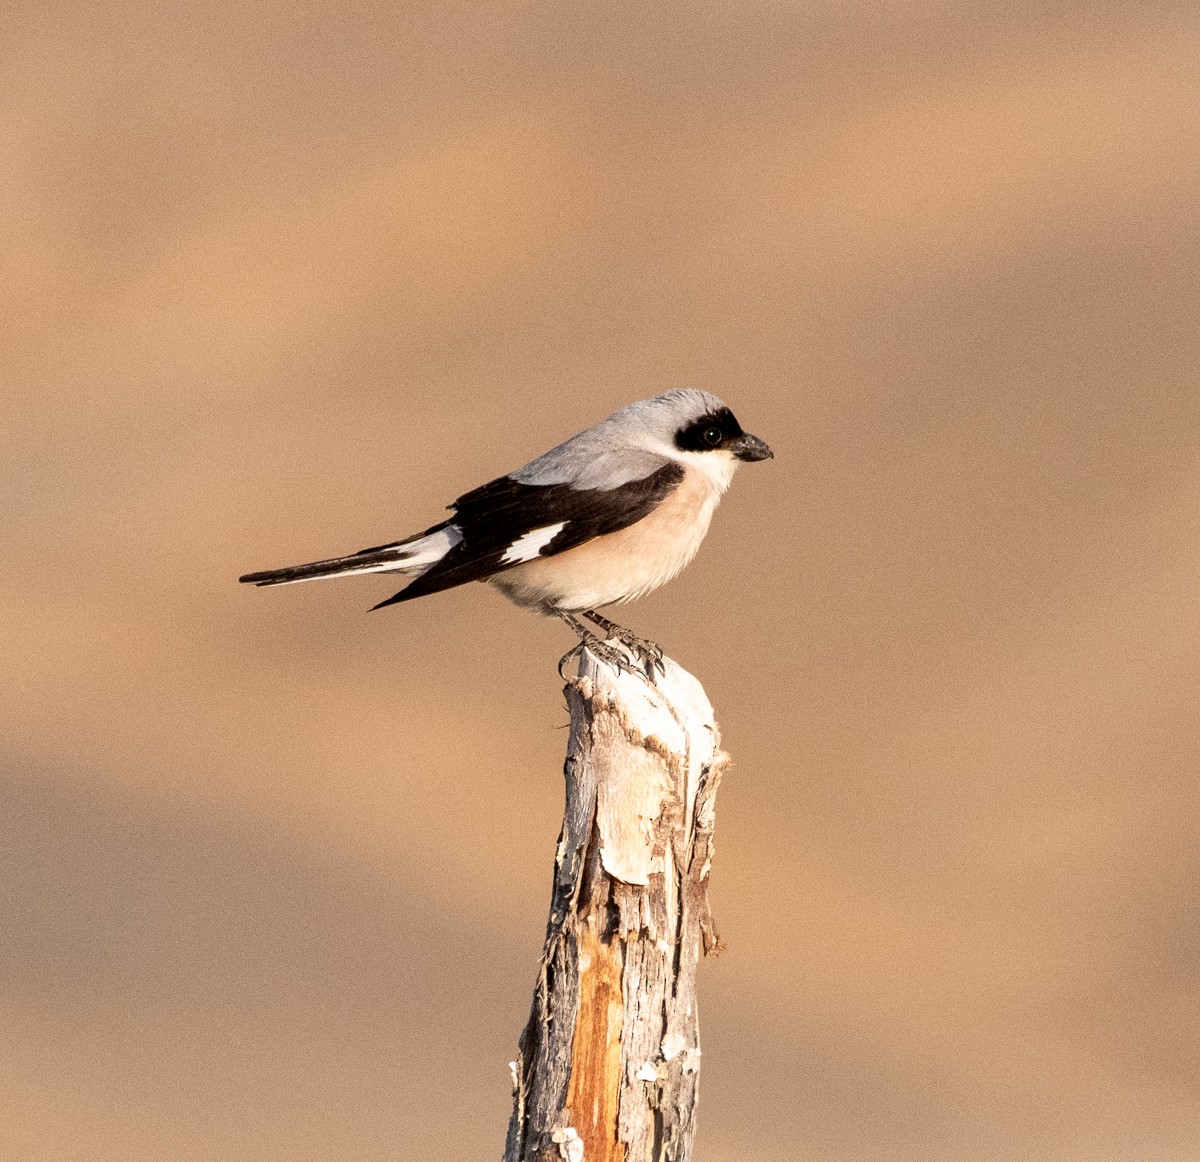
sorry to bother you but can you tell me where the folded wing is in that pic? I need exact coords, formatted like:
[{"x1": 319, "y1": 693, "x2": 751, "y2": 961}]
[{"x1": 371, "y1": 460, "x2": 684, "y2": 609}]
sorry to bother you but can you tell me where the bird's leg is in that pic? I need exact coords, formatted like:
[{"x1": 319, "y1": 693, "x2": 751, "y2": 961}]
[
  {"x1": 581, "y1": 609, "x2": 665, "y2": 678},
  {"x1": 556, "y1": 610, "x2": 639, "y2": 678}
]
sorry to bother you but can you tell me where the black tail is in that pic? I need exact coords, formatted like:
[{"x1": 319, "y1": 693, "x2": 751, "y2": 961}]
[{"x1": 238, "y1": 544, "x2": 416, "y2": 587}]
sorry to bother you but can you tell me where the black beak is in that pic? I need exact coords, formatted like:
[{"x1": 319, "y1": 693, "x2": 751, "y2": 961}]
[{"x1": 729, "y1": 433, "x2": 773, "y2": 462}]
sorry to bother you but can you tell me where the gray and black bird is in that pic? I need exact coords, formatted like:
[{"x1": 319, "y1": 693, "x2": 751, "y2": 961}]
[{"x1": 239, "y1": 390, "x2": 773, "y2": 673}]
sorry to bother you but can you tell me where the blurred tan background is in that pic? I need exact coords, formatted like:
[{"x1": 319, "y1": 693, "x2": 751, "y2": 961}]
[{"x1": 3, "y1": 2, "x2": 1199, "y2": 1159}]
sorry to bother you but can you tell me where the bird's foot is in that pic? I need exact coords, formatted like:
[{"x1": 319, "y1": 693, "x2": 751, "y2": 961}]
[
  {"x1": 558, "y1": 636, "x2": 640, "y2": 681},
  {"x1": 582, "y1": 611, "x2": 665, "y2": 680},
  {"x1": 612, "y1": 630, "x2": 665, "y2": 679},
  {"x1": 587, "y1": 637, "x2": 643, "y2": 678},
  {"x1": 557, "y1": 611, "x2": 641, "y2": 680}
]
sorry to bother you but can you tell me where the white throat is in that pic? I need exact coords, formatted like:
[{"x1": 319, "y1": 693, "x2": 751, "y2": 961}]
[{"x1": 670, "y1": 448, "x2": 739, "y2": 494}]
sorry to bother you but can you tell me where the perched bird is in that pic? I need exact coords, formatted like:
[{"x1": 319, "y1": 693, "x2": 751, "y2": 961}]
[{"x1": 239, "y1": 390, "x2": 772, "y2": 674}]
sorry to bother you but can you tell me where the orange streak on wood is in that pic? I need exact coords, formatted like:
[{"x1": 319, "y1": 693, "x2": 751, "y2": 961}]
[{"x1": 567, "y1": 919, "x2": 626, "y2": 1162}]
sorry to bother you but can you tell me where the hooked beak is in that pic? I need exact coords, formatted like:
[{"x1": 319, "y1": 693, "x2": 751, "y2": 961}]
[{"x1": 729, "y1": 432, "x2": 774, "y2": 462}]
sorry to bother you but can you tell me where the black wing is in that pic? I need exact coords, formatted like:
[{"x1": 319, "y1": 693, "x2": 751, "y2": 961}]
[{"x1": 372, "y1": 461, "x2": 684, "y2": 609}]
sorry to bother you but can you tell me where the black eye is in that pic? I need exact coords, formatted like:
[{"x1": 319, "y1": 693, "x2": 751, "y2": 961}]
[{"x1": 702, "y1": 426, "x2": 723, "y2": 447}]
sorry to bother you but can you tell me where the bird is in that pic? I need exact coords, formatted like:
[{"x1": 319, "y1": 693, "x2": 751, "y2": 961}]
[{"x1": 239, "y1": 389, "x2": 772, "y2": 676}]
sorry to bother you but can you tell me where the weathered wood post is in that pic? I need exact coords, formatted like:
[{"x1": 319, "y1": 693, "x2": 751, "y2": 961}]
[{"x1": 505, "y1": 645, "x2": 730, "y2": 1162}]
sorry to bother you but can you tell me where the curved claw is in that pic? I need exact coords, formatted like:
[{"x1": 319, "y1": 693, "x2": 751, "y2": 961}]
[{"x1": 558, "y1": 642, "x2": 585, "y2": 682}]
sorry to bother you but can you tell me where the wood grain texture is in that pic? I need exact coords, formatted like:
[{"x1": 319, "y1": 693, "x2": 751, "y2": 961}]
[{"x1": 505, "y1": 647, "x2": 729, "y2": 1162}]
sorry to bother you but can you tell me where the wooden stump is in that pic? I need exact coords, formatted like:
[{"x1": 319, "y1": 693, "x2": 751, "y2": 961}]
[{"x1": 504, "y1": 646, "x2": 729, "y2": 1162}]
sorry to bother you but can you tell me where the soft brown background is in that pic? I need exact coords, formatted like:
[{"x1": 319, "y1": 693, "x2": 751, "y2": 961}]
[{"x1": 4, "y1": 3, "x2": 1199, "y2": 1159}]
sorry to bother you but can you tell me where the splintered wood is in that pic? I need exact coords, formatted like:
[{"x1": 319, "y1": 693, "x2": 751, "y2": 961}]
[{"x1": 504, "y1": 648, "x2": 729, "y2": 1162}]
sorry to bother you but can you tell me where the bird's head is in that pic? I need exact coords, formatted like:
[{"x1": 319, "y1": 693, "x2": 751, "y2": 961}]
[{"x1": 612, "y1": 389, "x2": 773, "y2": 491}]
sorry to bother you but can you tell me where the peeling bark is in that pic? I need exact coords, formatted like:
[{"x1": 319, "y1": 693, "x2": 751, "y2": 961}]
[{"x1": 505, "y1": 647, "x2": 729, "y2": 1162}]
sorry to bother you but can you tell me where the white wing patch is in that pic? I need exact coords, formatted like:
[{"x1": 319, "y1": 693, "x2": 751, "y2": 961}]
[{"x1": 501, "y1": 522, "x2": 567, "y2": 565}]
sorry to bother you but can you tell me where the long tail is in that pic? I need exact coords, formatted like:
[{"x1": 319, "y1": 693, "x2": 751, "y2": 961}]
[{"x1": 239, "y1": 524, "x2": 461, "y2": 587}]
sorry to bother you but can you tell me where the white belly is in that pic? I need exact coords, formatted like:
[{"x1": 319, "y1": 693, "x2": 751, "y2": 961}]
[{"x1": 489, "y1": 468, "x2": 723, "y2": 612}]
